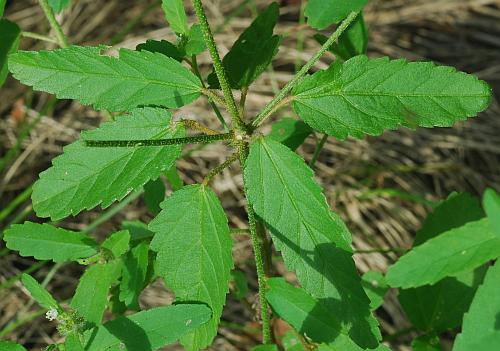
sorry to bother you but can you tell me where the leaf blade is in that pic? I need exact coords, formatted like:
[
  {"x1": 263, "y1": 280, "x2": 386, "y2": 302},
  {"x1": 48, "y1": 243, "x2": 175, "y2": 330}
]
[
  {"x1": 162, "y1": 0, "x2": 189, "y2": 35},
  {"x1": 305, "y1": 0, "x2": 368, "y2": 29},
  {"x1": 21, "y1": 273, "x2": 61, "y2": 312}
]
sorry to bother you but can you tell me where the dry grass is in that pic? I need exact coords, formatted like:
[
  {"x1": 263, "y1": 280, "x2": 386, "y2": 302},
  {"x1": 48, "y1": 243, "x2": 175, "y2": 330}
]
[{"x1": 1, "y1": 0, "x2": 499, "y2": 350}]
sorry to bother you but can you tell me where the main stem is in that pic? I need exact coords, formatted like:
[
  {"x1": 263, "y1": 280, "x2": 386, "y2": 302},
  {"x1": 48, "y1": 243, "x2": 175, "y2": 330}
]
[
  {"x1": 38, "y1": 0, "x2": 69, "y2": 48},
  {"x1": 192, "y1": 0, "x2": 247, "y2": 135},
  {"x1": 251, "y1": 11, "x2": 359, "y2": 128},
  {"x1": 239, "y1": 145, "x2": 272, "y2": 344}
]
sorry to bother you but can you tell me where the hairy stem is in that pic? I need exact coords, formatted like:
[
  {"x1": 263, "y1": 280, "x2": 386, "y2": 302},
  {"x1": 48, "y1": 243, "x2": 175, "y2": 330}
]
[
  {"x1": 239, "y1": 145, "x2": 272, "y2": 344},
  {"x1": 84, "y1": 132, "x2": 233, "y2": 147},
  {"x1": 202, "y1": 151, "x2": 240, "y2": 186},
  {"x1": 201, "y1": 88, "x2": 229, "y2": 109},
  {"x1": 309, "y1": 134, "x2": 328, "y2": 168},
  {"x1": 251, "y1": 11, "x2": 359, "y2": 128},
  {"x1": 192, "y1": 0, "x2": 247, "y2": 134},
  {"x1": 38, "y1": 0, "x2": 69, "y2": 48},
  {"x1": 182, "y1": 119, "x2": 220, "y2": 135},
  {"x1": 21, "y1": 31, "x2": 58, "y2": 44}
]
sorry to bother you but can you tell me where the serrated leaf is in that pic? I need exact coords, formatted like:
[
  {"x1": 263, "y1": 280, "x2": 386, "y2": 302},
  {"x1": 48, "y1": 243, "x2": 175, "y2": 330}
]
[
  {"x1": 71, "y1": 261, "x2": 121, "y2": 328},
  {"x1": 1, "y1": 19, "x2": 20, "y2": 87},
  {"x1": 149, "y1": 185, "x2": 233, "y2": 350},
  {"x1": 4, "y1": 222, "x2": 98, "y2": 262},
  {"x1": 314, "y1": 14, "x2": 368, "y2": 61},
  {"x1": 387, "y1": 218, "x2": 500, "y2": 288},
  {"x1": 21, "y1": 274, "x2": 61, "y2": 312},
  {"x1": 269, "y1": 117, "x2": 313, "y2": 151},
  {"x1": 412, "y1": 336, "x2": 443, "y2": 351},
  {"x1": 398, "y1": 192, "x2": 487, "y2": 333},
  {"x1": 292, "y1": 56, "x2": 492, "y2": 140},
  {"x1": 102, "y1": 230, "x2": 130, "y2": 259},
  {"x1": 483, "y1": 188, "x2": 500, "y2": 236},
  {"x1": 361, "y1": 271, "x2": 388, "y2": 310},
  {"x1": 184, "y1": 24, "x2": 206, "y2": 56},
  {"x1": 207, "y1": 2, "x2": 282, "y2": 89},
  {"x1": 122, "y1": 220, "x2": 155, "y2": 242},
  {"x1": 0, "y1": 341, "x2": 28, "y2": 351},
  {"x1": 453, "y1": 261, "x2": 500, "y2": 351},
  {"x1": 83, "y1": 304, "x2": 212, "y2": 351},
  {"x1": 48, "y1": 0, "x2": 70, "y2": 13},
  {"x1": 162, "y1": 0, "x2": 189, "y2": 35},
  {"x1": 267, "y1": 278, "x2": 367, "y2": 349},
  {"x1": 32, "y1": 107, "x2": 184, "y2": 220},
  {"x1": 305, "y1": 0, "x2": 368, "y2": 29},
  {"x1": 144, "y1": 178, "x2": 166, "y2": 214},
  {"x1": 136, "y1": 39, "x2": 184, "y2": 62},
  {"x1": 244, "y1": 137, "x2": 380, "y2": 348},
  {"x1": 8, "y1": 46, "x2": 201, "y2": 111},
  {"x1": 119, "y1": 242, "x2": 149, "y2": 309}
]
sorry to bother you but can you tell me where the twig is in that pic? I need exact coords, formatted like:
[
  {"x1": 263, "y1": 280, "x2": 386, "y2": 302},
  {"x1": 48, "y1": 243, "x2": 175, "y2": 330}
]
[{"x1": 38, "y1": 0, "x2": 69, "y2": 48}]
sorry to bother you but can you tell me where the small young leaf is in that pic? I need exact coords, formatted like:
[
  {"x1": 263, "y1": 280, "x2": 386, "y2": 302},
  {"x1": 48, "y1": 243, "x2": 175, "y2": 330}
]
[
  {"x1": 64, "y1": 333, "x2": 84, "y2": 351},
  {"x1": 292, "y1": 56, "x2": 492, "y2": 140},
  {"x1": 244, "y1": 137, "x2": 380, "y2": 348},
  {"x1": 149, "y1": 185, "x2": 233, "y2": 350},
  {"x1": 184, "y1": 24, "x2": 206, "y2": 56},
  {"x1": 4, "y1": 222, "x2": 98, "y2": 262},
  {"x1": 48, "y1": 0, "x2": 70, "y2": 13},
  {"x1": 119, "y1": 242, "x2": 149, "y2": 309},
  {"x1": 207, "y1": 2, "x2": 282, "y2": 89},
  {"x1": 386, "y1": 218, "x2": 500, "y2": 288},
  {"x1": 102, "y1": 230, "x2": 130, "y2": 259},
  {"x1": 121, "y1": 220, "x2": 155, "y2": 243},
  {"x1": 453, "y1": 260, "x2": 500, "y2": 351},
  {"x1": 483, "y1": 188, "x2": 500, "y2": 236},
  {"x1": 144, "y1": 178, "x2": 166, "y2": 215},
  {"x1": 9, "y1": 46, "x2": 201, "y2": 111},
  {"x1": 21, "y1": 274, "x2": 61, "y2": 312},
  {"x1": 83, "y1": 304, "x2": 212, "y2": 351},
  {"x1": 412, "y1": 335, "x2": 443, "y2": 351},
  {"x1": 136, "y1": 39, "x2": 184, "y2": 62},
  {"x1": 0, "y1": 341, "x2": 28, "y2": 351},
  {"x1": 361, "y1": 271, "x2": 388, "y2": 310},
  {"x1": 305, "y1": 0, "x2": 368, "y2": 29},
  {"x1": 71, "y1": 261, "x2": 121, "y2": 328},
  {"x1": 251, "y1": 345, "x2": 279, "y2": 351},
  {"x1": 162, "y1": 0, "x2": 189, "y2": 35},
  {"x1": 230, "y1": 270, "x2": 249, "y2": 301},
  {"x1": 269, "y1": 118, "x2": 313, "y2": 151},
  {"x1": 313, "y1": 14, "x2": 368, "y2": 61},
  {"x1": 32, "y1": 108, "x2": 184, "y2": 220},
  {"x1": 0, "y1": 19, "x2": 21, "y2": 87}
]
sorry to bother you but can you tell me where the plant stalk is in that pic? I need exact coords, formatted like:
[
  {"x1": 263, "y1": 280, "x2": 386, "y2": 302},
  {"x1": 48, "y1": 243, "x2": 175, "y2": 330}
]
[
  {"x1": 310, "y1": 134, "x2": 328, "y2": 168},
  {"x1": 202, "y1": 152, "x2": 240, "y2": 186},
  {"x1": 84, "y1": 132, "x2": 233, "y2": 147},
  {"x1": 251, "y1": 11, "x2": 359, "y2": 128},
  {"x1": 192, "y1": 0, "x2": 247, "y2": 135},
  {"x1": 21, "y1": 31, "x2": 58, "y2": 44},
  {"x1": 38, "y1": 0, "x2": 69, "y2": 48}
]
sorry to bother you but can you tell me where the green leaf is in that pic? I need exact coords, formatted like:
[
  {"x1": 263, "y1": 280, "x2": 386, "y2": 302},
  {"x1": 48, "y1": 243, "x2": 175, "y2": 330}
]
[
  {"x1": 387, "y1": 218, "x2": 500, "y2": 288},
  {"x1": 398, "y1": 192, "x2": 487, "y2": 333},
  {"x1": 119, "y1": 242, "x2": 149, "y2": 309},
  {"x1": 268, "y1": 118, "x2": 313, "y2": 151},
  {"x1": 0, "y1": 0, "x2": 6, "y2": 17},
  {"x1": 83, "y1": 304, "x2": 212, "y2": 351},
  {"x1": 5, "y1": 222, "x2": 98, "y2": 262},
  {"x1": 483, "y1": 188, "x2": 500, "y2": 236},
  {"x1": 305, "y1": 0, "x2": 368, "y2": 29},
  {"x1": 32, "y1": 107, "x2": 184, "y2": 220},
  {"x1": 230, "y1": 270, "x2": 249, "y2": 300},
  {"x1": 8, "y1": 46, "x2": 201, "y2": 111},
  {"x1": 251, "y1": 345, "x2": 279, "y2": 351},
  {"x1": 461, "y1": 332, "x2": 500, "y2": 350},
  {"x1": 64, "y1": 333, "x2": 84, "y2": 351},
  {"x1": 412, "y1": 336, "x2": 443, "y2": 351},
  {"x1": 48, "y1": 0, "x2": 70, "y2": 13},
  {"x1": 361, "y1": 271, "x2": 388, "y2": 310},
  {"x1": 0, "y1": 341, "x2": 28, "y2": 351},
  {"x1": 136, "y1": 39, "x2": 184, "y2": 62},
  {"x1": 453, "y1": 260, "x2": 500, "y2": 351},
  {"x1": 102, "y1": 230, "x2": 130, "y2": 259},
  {"x1": 149, "y1": 185, "x2": 233, "y2": 350},
  {"x1": 185, "y1": 24, "x2": 206, "y2": 56},
  {"x1": 244, "y1": 137, "x2": 380, "y2": 348},
  {"x1": 165, "y1": 164, "x2": 184, "y2": 191},
  {"x1": 71, "y1": 261, "x2": 121, "y2": 328},
  {"x1": 292, "y1": 55, "x2": 492, "y2": 140},
  {"x1": 267, "y1": 278, "x2": 367, "y2": 349},
  {"x1": 144, "y1": 178, "x2": 166, "y2": 214},
  {"x1": 207, "y1": 2, "x2": 282, "y2": 89},
  {"x1": 1, "y1": 19, "x2": 20, "y2": 87},
  {"x1": 282, "y1": 331, "x2": 306, "y2": 351},
  {"x1": 162, "y1": 0, "x2": 189, "y2": 35},
  {"x1": 121, "y1": 220, "x2": 155, "y2": 242},
  {"x1": 317, "y1": 343, "x2": 392, "y2": 351},
  {"x1": 314, "y1": 14, "x2": 368, "y2": 61},
  {"x1": 21, "y1": 274, "x2": 61, "y2": 312}
]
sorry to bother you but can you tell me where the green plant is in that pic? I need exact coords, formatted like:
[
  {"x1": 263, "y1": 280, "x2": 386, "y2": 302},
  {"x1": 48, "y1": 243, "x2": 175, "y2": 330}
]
[{"x1": 0, "y1": 0, "x2": 495, "y2": 350}]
